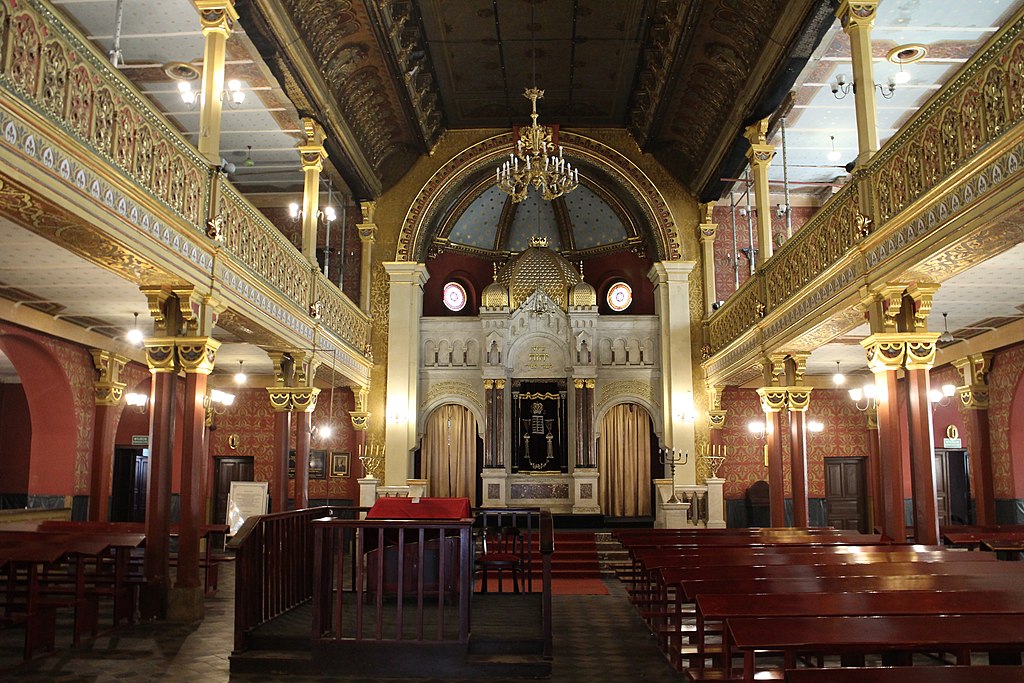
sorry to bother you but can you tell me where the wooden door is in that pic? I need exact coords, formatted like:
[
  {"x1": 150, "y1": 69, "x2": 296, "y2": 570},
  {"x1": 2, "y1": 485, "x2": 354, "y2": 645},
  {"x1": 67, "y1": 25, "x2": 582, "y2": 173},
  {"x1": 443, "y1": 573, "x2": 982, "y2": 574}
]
[
  {"x1": 934, "y1": 449, "x2": 972, "y2": 526},
  {"x1": 213, "y1": 456, "x2": 254, "y2": 524},
  {"x1": 111, "y1": 447, "x2": 148, "y2": 522},
  {"x1": 825, "y1": 457, "x2": 867, "y2": 532}
]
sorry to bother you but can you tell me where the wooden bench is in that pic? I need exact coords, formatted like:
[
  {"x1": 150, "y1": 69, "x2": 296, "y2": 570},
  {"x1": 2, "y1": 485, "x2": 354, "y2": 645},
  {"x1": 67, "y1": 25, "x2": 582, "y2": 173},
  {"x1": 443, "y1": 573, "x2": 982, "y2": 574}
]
[{"x1": 785, "y1": 665, "x2": 1024, "y2": 682}]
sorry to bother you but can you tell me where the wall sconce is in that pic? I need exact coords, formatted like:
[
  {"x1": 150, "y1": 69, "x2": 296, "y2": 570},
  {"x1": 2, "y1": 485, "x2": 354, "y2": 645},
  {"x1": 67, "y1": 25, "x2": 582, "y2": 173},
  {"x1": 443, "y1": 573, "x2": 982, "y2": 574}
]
[
  {"x1": 178, "y1": 78, "x2": 245, "y2": 108},
  {"x1": 675, "y1": 391, "x2": 697, "y2": 423},
  {"x1": 288, "y1": 202, "x2": 336, "y2": 223},
  {"x1": 830, "y1": 73, "x2": 897, "y2": 100},
  {"x1": 747, "y1": 420, "x2": 767, "y2": 439},
  {"x1": 848, "y1": 383, "x2": 882, "y2": 411},
  {"x1": 929, "y1": 383, "x2": 957, "y2": 408},
  {"x1": 125, "y1": 392, "x2": 148, "y2": 413},
  {"x1": 204, "y1": 388, "x2": 235, "y2": 430},
  {"x1": 126, "y1": 312, "x2": 144, "y2": 346},
  {"x1": 807, "y1": 420, "x2": 825, "y2": 433}
]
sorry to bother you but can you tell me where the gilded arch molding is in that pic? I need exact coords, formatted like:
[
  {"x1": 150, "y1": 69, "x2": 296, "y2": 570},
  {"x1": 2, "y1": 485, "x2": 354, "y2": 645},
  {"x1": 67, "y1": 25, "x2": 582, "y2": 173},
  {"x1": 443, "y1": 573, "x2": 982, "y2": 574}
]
[{"x1": 397, "y1": 132, "x2": 682, "y2": 263}]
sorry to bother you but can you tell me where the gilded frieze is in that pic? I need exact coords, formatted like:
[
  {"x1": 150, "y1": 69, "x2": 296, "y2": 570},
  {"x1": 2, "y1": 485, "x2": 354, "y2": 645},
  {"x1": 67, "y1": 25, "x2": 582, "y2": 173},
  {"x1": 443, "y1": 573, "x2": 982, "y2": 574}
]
[
  {"x1": 597, "y1": 380, "x2": 660, "y2": 411},
  {"x1": 423, "y1": 381, "x2": 483, "y2": 415}
]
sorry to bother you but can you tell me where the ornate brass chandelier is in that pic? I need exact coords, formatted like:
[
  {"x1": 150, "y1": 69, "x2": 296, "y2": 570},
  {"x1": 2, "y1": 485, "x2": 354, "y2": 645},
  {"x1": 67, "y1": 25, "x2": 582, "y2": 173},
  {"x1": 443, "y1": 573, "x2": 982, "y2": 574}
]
[{"x1": 495, "y1": 87, "x2": 579, "y2": 202}]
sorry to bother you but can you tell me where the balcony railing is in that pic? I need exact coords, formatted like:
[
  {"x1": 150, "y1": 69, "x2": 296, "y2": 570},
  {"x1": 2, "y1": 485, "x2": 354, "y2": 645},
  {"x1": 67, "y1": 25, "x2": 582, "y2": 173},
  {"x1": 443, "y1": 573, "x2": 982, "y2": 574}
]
[
  {"x1": 0, "y1": 0, "x2": 369, "y2": 363},
  {"x1": 705, "y1": 8, "x2": 1024, "y2": 375}
]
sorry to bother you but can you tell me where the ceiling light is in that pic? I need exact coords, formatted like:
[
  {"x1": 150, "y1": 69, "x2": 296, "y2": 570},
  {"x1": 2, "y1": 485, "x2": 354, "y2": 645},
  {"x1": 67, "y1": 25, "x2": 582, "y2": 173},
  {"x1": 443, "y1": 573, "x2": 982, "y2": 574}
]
[
  {"x1": 234, "y1": 360, "x2": 247, "y2": 385},
  {"x1": 827, "y1": 135, "x2": 841, "y2": 162},
  {"x1": 126, "y1": 312, "x2": 144, "y2": 345},
  {"x1": 938, "y1": 312, "x2": 955, "y2": 344},
  {"x1": 243, "y1": 145, "x2": 255, "y2": 168},
  {"x1": 832, "y1": 361, "x2": 846, "y2": 386},
  {"x1": 892, "y1": 64, "x2": 911, "y2": 85}
]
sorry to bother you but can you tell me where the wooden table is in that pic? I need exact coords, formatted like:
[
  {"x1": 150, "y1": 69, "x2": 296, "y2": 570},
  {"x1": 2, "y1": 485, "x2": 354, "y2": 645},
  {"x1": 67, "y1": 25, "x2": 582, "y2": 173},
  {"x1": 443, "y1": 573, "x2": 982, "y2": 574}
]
[
  {"x1": 785, "y1": 665, "x2": 1024, "y2": 682},
  {"x1": 943, "y1": 530, "x2": 1024, "y2": 551},
  {"x1": 728, "y1": 614, "x2": 1024, "y2": 682}
]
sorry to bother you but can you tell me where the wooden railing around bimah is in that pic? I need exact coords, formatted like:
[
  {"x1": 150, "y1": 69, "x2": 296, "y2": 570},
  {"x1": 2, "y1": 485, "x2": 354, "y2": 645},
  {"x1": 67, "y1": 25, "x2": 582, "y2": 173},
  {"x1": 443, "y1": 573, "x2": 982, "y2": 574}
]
[
  {"x1": 705, "y1": 8, "x2": 1024, "y2": 376},
  {"x1": 227, "y1": 506, "x2": 367, "y2": 654},
  {"x1": 0, "y1": 0, "x2": 370, "y2": 361},
  {"x1": 474, "y1": 506, "x2": 541, "y2": 593}
]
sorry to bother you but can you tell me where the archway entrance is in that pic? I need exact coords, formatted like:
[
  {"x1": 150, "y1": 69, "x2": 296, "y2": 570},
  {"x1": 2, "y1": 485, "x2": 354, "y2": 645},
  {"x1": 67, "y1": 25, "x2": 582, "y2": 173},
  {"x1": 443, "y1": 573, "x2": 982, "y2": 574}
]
[
  {"x1": 421, "y1": 404, "x2": 479, "y2": 506},
  {"x1": 598, "y1": 403, "x2": 655, "y2": 517}
]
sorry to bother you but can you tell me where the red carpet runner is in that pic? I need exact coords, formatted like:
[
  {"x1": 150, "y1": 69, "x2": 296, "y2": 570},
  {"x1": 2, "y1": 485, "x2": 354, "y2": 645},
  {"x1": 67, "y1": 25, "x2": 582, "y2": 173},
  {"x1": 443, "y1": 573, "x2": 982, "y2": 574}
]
[{"x1": 477, "y1": 531, "x2": 608, "y2": 595}]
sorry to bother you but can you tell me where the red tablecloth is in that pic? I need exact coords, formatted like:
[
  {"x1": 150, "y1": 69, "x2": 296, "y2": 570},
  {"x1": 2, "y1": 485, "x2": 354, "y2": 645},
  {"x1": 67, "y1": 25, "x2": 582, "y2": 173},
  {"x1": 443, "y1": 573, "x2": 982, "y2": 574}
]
[{"x1": 366, "y1": 497, "x2": 471, "y2": 520}]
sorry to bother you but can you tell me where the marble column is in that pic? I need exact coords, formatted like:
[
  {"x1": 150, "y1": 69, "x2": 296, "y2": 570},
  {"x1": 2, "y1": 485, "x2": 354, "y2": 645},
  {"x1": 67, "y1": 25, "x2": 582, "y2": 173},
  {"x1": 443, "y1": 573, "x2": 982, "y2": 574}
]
[
  {"x1": 89, "y1": 349, "x2": 128, "y2": 522},
  {"x1": 955, "y1": 354, "x2": 996, "y2": 526}
]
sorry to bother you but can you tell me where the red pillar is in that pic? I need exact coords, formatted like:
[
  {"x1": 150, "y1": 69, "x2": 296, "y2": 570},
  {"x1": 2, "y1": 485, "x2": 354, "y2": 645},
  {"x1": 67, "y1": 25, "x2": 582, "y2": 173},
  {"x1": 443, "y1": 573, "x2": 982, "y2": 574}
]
[
  {"x1": 965, "y1": 406, "x2": 996, "y2": 525},
  {"x1": 905, "y1": 367, "x2": 939, "y2": 545},
  {"x1": 874, "y1": 369, "x2": 906, "y2": 542},
  {"x1": 89, "y1": 403, "x2": 118, "y2": 521},
  {"x1": 865, "y1": 409, "x2": 884, "y2": 533},
  {"x1": 272, "y1": 410, "x2": 291, "y2": 512},
  {"x1": 789, "y1": 407, "x2": 809, "y2": 527},
  {"x1": 141, "y1": 366, "x2": 176, "y2": 619},
  {"x1": 175, "y1": 369, "x2": 208, "y2": 591},
  {"x1": 766, "y1": 410, "x2": 785, "y2": 527},
  {"x1": 294, "y1": 411, "x2": 311, "y2": 509}
]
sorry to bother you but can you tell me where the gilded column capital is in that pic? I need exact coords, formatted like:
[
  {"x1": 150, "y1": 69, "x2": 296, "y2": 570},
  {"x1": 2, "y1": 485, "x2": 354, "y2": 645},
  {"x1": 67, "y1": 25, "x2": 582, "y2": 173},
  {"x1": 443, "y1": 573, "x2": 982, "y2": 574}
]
[
  {"x1": 708, "y1": 409, "x2": 727, "y2": 430},
  {"x1": 358, "y1": 223, "x2": 377, "y2": 243},
  {"x1": 291, "y1": 387, "x2": 321, "y2": 413},
  {"x1": 837, "y1": 0, "x2": 879, "y2": 29},
  {"x1": 144, "y1": 338, "x2": 178, "y2": 373},
  {"x1": 90, "y1": 349, "x2": 129, "y2": 406},
  {"x1": 494, "y1": 379, "x2": 505, "y2": 390},
  {"x1": 958, "y1": 385, "x2": 989, "y2": 410},
  {"x1": 953, "y1": 353, "x2": 992, "y2": 387},
  {"x1": 699, "y1": 223, "x2": 718, "y2": 243},
  {"x1": 907, "y1": 282, "x2": 940, "y2": 332},
  {"x1": 745, "y1": 143, "x2": 775, "y2": 167},
  {"x1": 176, "y1": 337, "x2": 220, "y2": 375},
  {"x1": 584, "y1": 379, "x2": 595, "y2": 389},
  {"x1": 572, "y1": 378, "x2": 584, "y2": 390},
  {"x1": 349, "y1": 411, "x2": 370, "y2": 430},
  {"x1": 861, "y1": 333, "x2": 907, "y2": 372},
  {"x1": 743, "y1": 118, "x2": 770, "y2": 146},
  {"x1": 757, "y1": 387, "x2": 788, "y2": 413},
  {"x1": 902, "y1": 333, "x2": 939, "y2": 370},
  {"x1": 267, "y1": 387, "x2": 292, "y2": 413},
  {"x1": 787, "y1": 387, "x2": 813, "y2": 412},
  {"x1": 298, "y1": 118, "x2": 328, "y2": 172},
  {"x1": 193, "y1": 0, "x2": 239, "y2": 35},
  {"x1": 484, "y1": 379, "x2": 495, "y2": 390},
  {"x1": 871, "y1": 282, "x2": 908, "y2": 333}
]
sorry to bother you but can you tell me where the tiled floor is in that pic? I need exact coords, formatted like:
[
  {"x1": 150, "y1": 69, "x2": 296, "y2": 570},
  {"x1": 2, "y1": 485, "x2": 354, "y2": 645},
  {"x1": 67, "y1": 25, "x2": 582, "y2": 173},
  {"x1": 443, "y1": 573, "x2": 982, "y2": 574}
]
[{"x1": 4, "y1": 564, "x2": 681, "y2": 682}]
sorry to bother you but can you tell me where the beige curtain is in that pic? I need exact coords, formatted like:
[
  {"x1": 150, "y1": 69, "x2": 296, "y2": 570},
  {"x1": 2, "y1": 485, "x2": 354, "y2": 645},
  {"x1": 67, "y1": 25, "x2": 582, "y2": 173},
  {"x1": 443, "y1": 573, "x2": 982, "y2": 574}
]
[
  {"x1": 598, "y1": 403, "x2": 652, "y2": 516},
  {"x1": 422, "y1": 404, "x2": 477, "y2": 506}
]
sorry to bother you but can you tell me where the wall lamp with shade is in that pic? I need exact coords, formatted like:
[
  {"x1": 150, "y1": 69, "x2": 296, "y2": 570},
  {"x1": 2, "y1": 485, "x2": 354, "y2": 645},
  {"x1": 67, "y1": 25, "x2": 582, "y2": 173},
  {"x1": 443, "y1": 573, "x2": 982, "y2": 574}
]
[
  {"x1": 929, "y1": 383, "x2": 957, "y2": 408},
  {"x1": 204, "y1": 388, "x2": 235, "y2": 430},
  {"x1": 848, "y1": 383, "x2": 882, "y2": 411},
  {"x1": 178, "y1": 78, "x2": 245, "y2": 108},
  {"x1": 124, "y1": 392, "x2": 148, "y2": 413},
  {"x1": 830, "y1": 73, "x2": 897, "y2": 100}
]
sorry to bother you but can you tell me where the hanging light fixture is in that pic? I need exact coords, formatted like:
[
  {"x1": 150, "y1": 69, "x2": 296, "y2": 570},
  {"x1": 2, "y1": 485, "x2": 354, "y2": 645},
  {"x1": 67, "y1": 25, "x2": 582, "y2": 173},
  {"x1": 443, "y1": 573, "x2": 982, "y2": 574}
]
[
  {"x1": 938, "y1": 312, "x2": 955, "y2": 344},
  {"x1": 494, "y1": 3, "x2": 578, "y2": 203},
  {"x1": 242, "y1": 145, "x2": 255, "y2": 168},
  {"x1": 827, "y1": 135, "x2": 841, "y2": 162},
  {"x1": 126, "y1": 312, "x2": 144, "y2": 346},
  {"x1": 832, "y1": 361, "x2": 846, "y2": 386},
  {"x1": 234, "y1": 360, "x2": 247, "y2": 384}
]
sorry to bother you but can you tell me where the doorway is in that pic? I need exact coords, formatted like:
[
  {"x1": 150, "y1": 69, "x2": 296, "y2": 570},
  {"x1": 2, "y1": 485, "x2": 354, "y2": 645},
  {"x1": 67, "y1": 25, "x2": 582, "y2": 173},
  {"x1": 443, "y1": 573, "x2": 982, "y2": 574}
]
[
  {"x1": 934, "y1": 449, "x2": 972, "y2": 526},
  {"x1": 213, "y1": 456, "x2": 255, "y2": 525},
  {"x1": 824, "y1": 457, "x2": 867, "y2": 532},
  {"x1": 111, "y1": 447, "x2": 148, "y2": 522}
]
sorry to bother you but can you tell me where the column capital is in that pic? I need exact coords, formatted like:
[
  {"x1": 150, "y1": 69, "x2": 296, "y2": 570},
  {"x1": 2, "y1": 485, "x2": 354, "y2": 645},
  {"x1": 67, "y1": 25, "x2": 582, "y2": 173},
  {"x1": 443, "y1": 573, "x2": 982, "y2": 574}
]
[
  {"x1": 572, "y1": 378, "x2": 583, "y2": 389},
  {"x1": 698, "y1": 201, "x2": 716, "y2": 224},
  {"x1": 647, "y1": 260, "x2": 696, "y2": 286},
  {"x1": 907, "y1": 282, "x2": 940, "y2": 332},
  {"x1": 953, "y1": 352, "x2": 992, "y2": 386},
  {"x1": 861, "y1": 332, "x2": 939, "y2": 372},
  {"x1": 584, "y1": 379, "x2": 595, "y2": 389},
  {"x1": 708, "y1": 409, "x2": 727, "y2": 430},
  {"x1": 494, "y1": 379, "x2": 506, "y2": 390},
  {"x1": 176, "y1": 337, "x2": 220, "y2": 375},
  {"x1": 745, "y1": 143, "x2": 776, "y2": 168},
  {"x1": 958, "y1": 386, "x2": 989, "y2": 410},
  {"x1": 743, "y1": 118, "x2": 770, "y2": 146},
  {"x1": 384, "y1": 261, "x2": 430, "y2": 286},
  {"x1": 291, "y1": 387, "x2": 321, "y2": 413},
  {"x1": 298, "y1": 119, "x2": 328, "y2": 172},
  {"x1": 193, "y1": 0, "x2": 239, "y2": 36},
  {"x1": 787, "y1": 387, "x2": 813, "y2": 412},
  {"x1": 699, "y1": 223, "x2": 718, "y2": 243},
  {"x1": 144, "y1": 338, "x2": 178, "y2": 373},
  {"x1": 267, "y1": 387, "x2": 292, "y2": 413},
  {"x1": 757, "y1": 387, "x2": 788, "y2": 413},
  {"x1": 837, "y1": 0, "x2": 879, "y2": 29},
  {"x1": 90, "y1": 349, "x2": 129, "y2": 406},
  {"x1": 350, "y1": 410, "x2": 369, "y2": 430}
]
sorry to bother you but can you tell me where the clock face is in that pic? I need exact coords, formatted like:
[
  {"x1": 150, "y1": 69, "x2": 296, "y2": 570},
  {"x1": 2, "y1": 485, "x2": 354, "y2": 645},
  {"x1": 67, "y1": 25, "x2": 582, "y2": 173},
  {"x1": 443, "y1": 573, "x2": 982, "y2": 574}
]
[
  {"x1": 443, "y1": 282, "x2": 467, "y2": 311},
  {"x1": 607, "y1": 282, "x2": 632, "y2": 311}
]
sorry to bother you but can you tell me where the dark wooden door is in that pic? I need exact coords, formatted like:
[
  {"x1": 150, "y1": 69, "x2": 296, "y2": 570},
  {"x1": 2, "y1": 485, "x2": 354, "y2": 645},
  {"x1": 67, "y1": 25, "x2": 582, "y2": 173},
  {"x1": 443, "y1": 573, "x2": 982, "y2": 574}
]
[
  {"x1": 935, "y1": 449, "x2": 972, "y2": 526},
  {"x1": 213, "y1": 456, "x2": 254, "y2": 524},
  {"x1": 825, "y1": 457, "x2": 867, "y2": 532},
  {"x1": 111, "y1": 447, "x2": 148, "y2": 522}
]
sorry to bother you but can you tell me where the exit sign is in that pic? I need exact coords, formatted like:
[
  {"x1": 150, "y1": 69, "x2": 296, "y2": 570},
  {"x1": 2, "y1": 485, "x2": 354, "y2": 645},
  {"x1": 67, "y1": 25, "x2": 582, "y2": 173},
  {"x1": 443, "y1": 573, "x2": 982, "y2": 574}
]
[{"x1": 131, "y1": 435, "x2": 149, "y2": 446}]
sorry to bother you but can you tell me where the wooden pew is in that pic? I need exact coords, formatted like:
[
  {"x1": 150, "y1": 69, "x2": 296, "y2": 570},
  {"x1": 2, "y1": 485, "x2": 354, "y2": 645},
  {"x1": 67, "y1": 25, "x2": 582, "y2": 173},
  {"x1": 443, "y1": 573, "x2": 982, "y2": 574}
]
[
  {"x1": 785, "y1": 665, "x2": 1024, "y2": 682},
  {"x1": 727, "y1": 614, "x2": 1024, "y2": 683}
]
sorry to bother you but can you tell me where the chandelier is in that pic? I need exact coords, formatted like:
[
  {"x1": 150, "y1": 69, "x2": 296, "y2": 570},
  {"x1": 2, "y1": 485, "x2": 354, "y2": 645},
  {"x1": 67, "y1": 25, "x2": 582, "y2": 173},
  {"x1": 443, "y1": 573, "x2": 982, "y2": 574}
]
[{"x1": 495, "y1": 87, "x2": 579, "y2": 203}]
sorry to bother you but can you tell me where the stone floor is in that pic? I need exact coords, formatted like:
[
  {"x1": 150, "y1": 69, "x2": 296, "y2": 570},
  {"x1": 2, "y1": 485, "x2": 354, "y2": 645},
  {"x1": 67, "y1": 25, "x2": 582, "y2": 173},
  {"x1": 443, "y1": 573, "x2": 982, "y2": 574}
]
[{"x1": 2, "y1": 563, "x2": 682, "y2": 682}]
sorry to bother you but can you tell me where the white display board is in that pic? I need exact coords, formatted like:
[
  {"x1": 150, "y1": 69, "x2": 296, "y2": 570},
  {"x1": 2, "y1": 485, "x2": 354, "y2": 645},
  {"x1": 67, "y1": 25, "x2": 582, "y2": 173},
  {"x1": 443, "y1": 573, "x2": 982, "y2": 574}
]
[{"x1": 226, "y1": 481, "x2": 269, "y2": 536}]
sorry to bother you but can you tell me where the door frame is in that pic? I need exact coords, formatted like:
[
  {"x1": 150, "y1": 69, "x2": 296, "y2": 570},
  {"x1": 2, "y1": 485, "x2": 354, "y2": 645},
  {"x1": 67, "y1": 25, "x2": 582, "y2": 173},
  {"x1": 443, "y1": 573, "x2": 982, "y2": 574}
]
[{"x1": 824, "y1": 456, "x2": 868, "y2": 533}]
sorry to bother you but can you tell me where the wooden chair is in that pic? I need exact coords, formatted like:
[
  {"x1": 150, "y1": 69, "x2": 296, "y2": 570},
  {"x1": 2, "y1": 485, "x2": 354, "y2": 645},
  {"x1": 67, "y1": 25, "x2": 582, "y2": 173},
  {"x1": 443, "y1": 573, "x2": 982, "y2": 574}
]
[{"x1": 475, "y1": 526, "x2": 524, "y2": 593}]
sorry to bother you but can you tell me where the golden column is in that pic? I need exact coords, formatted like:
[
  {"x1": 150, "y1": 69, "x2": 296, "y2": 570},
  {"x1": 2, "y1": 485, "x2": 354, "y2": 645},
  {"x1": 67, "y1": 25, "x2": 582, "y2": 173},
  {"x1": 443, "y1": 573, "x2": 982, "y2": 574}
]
[
  {"x1": 358, "y1": 201, "x2": 377, "y2": 313},
  {"x1": 89, "y1": 349, "x2": 128, "y2": 522},
  {"x1": 955, "y1": 353, "x2": 996, "y2": 525},
  {"x1": 744, "y1": 118, "x2": 776, "y2": 267},
  {"x1": 837, "y1": 0, "x2": 881, "y2": 164},
  {"x1": 707, "y1": 385, "x2": 727, "y2": 448},
  {"x1": 698, "y1": 202, "x2": 718, "y2": 314},
  {"x1": 193, "y1": 0, "x2": 238, "y2": 165},
  {"x1": 350, "y1": 385, "x2": 370, "y2": 473},
  {"x1": 298, "y1": 118, "x2": 328, "y2": 266}
]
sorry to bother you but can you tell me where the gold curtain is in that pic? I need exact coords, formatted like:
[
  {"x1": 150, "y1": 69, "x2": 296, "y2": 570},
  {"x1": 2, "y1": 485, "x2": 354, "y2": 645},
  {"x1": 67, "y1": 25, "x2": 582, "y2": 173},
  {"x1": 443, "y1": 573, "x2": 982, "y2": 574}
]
[
  {"x1": 598, "y1": 403, "x2": 652, "y2": 516},
  {"x1": 422, "y1": 404, "x2": 477, "y2": 506}
]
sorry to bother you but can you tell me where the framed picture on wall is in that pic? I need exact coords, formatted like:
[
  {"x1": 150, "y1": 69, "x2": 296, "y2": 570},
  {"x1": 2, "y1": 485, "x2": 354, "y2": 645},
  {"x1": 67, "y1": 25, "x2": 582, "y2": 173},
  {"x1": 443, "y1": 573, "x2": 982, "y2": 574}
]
[
  {"x1": 288, "y1": 449, "x2": 328, "y2": 480},
  {"x1": 330, "y1": 451, "x2": 350, "y2": 478}
]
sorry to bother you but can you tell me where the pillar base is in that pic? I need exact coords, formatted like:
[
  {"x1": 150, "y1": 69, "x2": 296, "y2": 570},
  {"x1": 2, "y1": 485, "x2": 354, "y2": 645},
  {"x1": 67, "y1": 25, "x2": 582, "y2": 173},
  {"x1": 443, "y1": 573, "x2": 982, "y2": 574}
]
[
  {"x1": 167, "y1": 586, "x2": 205, "y2": 622},
  {"x1": 358, "y1": 477, "x2": 379, "y2": 518},
  {"x1": 572, "y1": 469, "x2": 600, "y2": 514},
  {"x1": 653, "y1": 479, "x2": 674, "y2": 528},
  {"x1": 663, "y1": 501, "x2": 691, "y2": 529},
  {"x1": 481, "y1": 469, "x2": 507, "y2": 507},
  {"x1": 138, "y1": 579, "x2": 167, "y2": 621}
]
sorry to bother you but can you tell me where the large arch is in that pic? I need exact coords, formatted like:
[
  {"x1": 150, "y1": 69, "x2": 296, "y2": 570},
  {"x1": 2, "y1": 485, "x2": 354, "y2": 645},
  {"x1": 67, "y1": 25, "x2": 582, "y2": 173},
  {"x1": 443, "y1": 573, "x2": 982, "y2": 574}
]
[
  {"x1": 397, "y1": 132, "x2": 683, "y2": 264},
  {"x1": 0, "y1": 332, "x2": 78, "y2": 496}
]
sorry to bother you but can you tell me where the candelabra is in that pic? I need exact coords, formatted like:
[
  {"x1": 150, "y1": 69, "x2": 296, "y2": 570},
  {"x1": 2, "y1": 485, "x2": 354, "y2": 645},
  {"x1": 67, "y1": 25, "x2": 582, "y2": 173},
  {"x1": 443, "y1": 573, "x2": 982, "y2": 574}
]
[
  {"x1": 358, "y1": 442, "x2": 385, "y2": 480},
  {"x1": 699, "y1": 444, "x2": 728, "y2": 481},
  {"x1": 659, "y1": 447, "x2": 689, "y2": 503}
]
